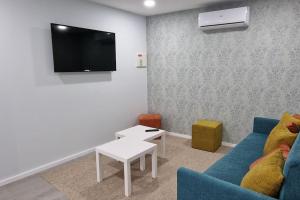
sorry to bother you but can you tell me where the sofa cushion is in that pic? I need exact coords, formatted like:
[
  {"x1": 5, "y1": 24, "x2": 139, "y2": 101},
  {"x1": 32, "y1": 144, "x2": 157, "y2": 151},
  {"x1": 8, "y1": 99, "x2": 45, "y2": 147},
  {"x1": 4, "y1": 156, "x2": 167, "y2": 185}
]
[
  {"x1": 280, "y1": 134, "x2": 300, "y2": 200},
  {"x1": 205, "y1": 132, "x2": 268, "y2": 185}
]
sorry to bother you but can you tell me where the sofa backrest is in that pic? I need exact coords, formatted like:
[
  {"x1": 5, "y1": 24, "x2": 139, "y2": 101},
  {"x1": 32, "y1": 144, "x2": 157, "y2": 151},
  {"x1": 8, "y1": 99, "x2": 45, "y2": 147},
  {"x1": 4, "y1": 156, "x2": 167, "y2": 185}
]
[{"x1": 280, "y1": 133, "x2": 300, "y2": 200}]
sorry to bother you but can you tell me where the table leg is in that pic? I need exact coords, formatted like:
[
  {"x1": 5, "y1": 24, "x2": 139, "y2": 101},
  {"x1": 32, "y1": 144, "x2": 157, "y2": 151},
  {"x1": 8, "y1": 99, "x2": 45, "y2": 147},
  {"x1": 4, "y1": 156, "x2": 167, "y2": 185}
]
[
  {"x1": 96, "y1": 152, "x2": 103, "y2": 182},
  {"x1": 152, "y1": 147, "x2": 157, "y2": 178},
  {"x1": 161, "y1": 134, "x2": 166, "y2": 157},
  {"x1": 124, "y1": 161, "x2": 131, "y2": 196},
  {"x1": 140, "y1": 155, "x2": 145, "y2": 171}
]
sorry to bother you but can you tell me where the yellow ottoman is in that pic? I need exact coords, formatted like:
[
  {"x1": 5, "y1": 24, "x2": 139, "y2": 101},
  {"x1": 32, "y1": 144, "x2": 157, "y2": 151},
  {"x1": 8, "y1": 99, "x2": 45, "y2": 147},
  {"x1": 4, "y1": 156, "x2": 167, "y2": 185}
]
[{"x1": 192, "y1": 120, "x2": 222, "y2": 152}]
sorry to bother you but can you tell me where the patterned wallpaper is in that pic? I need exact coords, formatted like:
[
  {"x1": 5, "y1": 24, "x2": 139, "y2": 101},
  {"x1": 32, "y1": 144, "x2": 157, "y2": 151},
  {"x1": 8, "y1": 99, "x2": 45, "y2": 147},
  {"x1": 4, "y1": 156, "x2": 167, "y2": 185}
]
[{"x1": 147, "y1": 0, "x2": 300, "y2": 143}]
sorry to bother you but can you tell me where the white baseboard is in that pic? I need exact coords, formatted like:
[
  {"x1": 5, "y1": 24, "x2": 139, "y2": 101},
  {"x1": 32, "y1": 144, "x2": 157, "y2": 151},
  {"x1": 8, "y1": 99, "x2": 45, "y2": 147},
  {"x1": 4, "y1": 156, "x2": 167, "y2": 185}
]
[
  {"x1": 167, "y1": 132, "x2": 192, "y2": 139},
  {"x1": 221, "y1": 141, "x2": 236, "y2": 148},
  {"x1": 0, "y1": 146, "x2": 96, "y2": 187},
  {"x1": 167, "y1": 132, "x2": 236, "y2": 147}
]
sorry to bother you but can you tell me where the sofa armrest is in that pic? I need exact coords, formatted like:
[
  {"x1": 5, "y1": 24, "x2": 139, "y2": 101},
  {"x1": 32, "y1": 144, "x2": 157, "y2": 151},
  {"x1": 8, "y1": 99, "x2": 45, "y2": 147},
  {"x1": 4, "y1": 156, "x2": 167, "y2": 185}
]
[
  {"x1": 177, "y1": 167, "x2": 276, "y2": 200},
  {"x1": 253, "y1": 117, "x2": 279, "y2": 135}
]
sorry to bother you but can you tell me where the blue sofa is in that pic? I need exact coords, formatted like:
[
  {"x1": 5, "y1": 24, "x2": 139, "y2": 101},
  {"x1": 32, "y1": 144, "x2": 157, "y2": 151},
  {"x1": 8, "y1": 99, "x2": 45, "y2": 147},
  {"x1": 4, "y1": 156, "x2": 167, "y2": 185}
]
[{"x1": 177, "y1": 117, "x2": 300, "y2": 200}]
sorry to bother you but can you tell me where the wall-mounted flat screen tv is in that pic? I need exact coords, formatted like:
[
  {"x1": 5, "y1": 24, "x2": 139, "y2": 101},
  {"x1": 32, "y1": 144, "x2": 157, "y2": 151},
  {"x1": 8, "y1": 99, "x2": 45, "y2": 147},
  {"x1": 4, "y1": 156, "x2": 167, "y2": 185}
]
[{"x1": 51, "y1": 23, "x2": 116, "y2": 72}]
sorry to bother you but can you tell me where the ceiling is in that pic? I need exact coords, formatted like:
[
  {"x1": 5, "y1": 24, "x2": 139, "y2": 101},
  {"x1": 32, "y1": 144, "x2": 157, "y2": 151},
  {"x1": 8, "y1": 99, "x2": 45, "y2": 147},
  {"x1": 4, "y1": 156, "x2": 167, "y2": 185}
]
[{"x1": 88, "y1": 0, "x2": 242, "y2": 16}]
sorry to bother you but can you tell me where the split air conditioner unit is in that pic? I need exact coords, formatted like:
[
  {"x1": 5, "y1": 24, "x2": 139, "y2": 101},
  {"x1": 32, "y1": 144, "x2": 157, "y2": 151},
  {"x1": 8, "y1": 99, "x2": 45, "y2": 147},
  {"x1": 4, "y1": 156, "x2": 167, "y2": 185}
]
[{"x1": 198, "y1": 7, "x2": 250, "y2": 30}]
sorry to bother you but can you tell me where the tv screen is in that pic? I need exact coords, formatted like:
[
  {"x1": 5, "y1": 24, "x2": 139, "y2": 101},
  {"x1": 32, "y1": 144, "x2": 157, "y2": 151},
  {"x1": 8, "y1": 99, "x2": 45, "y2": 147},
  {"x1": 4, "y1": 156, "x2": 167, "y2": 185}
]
[{"x1": 50, "y1": 23, "x2": 116, "y2": 72}]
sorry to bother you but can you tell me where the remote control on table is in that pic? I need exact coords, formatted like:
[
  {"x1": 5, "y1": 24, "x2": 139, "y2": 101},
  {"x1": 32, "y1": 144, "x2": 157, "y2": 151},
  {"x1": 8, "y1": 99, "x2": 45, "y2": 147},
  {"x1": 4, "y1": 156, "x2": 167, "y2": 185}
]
[{"x1": 145, "y1": 129, "x2": 160, "y2": 132}]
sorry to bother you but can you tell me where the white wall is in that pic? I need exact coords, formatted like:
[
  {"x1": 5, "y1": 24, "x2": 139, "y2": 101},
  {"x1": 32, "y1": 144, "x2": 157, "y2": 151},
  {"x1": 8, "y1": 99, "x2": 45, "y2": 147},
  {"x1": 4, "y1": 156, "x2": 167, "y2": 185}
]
[{"x1": 0, "y1": 0, "x2": 147, "y2": 181}]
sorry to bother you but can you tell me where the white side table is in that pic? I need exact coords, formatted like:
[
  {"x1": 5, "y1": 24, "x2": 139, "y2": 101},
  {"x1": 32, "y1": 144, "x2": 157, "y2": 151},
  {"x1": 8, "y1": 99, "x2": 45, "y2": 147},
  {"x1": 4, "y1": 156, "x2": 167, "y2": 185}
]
[
  {"x1": 95, "y1": 138, "x2": 157, "y2": 197},
  {"x1": 115, "y1": 125, "x2": 167, "y2": 157}
]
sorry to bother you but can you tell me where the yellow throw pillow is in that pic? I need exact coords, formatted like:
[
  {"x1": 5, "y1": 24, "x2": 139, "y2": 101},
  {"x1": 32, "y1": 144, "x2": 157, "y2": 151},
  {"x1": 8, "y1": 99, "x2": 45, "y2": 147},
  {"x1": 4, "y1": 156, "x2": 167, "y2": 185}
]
[
  {"x1": 250, "y1": 144, "x2": 290, "y2": 170},
  {"x1": 263, "y1": 127, "x2": 297, "y2": 155},
  {"x1": 263, "y1": 112, "x2": 299, "y2": 155},
  {"x1": 241, "y1": 149, "x2": 285, "y2": 197}
]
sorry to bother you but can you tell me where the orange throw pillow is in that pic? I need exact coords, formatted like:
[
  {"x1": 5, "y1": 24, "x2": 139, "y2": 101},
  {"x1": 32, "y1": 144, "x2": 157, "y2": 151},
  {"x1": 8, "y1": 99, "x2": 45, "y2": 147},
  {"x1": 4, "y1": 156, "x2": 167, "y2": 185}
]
[
  {"x1": 250, "y1": 144, "x2": 290, "y2": 170},
  {"x1": 280, "y1": 113, "x2": 300, "y2": 128},
  {"x1": 286, "y1": 122, "x2": 299, "y2": 133},
  {"x1": 293, "y1": 114, "x2": 300, "y2": 119}
]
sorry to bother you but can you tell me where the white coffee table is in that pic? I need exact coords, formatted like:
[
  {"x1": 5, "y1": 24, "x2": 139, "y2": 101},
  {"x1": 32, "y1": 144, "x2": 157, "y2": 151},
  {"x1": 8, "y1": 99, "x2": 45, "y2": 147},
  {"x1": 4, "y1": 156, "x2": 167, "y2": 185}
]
[
  {"x1": 115, "y1": 125, "x2": 167, "y2": 157},
  {"x1": 95, "y1": 137, "x2": 157, "y2": 197}
]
